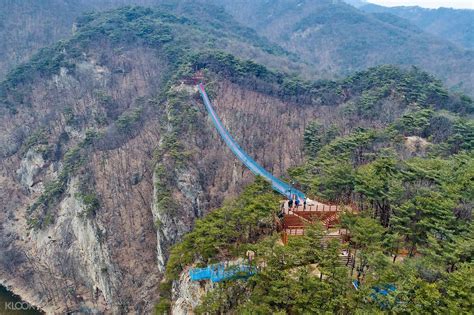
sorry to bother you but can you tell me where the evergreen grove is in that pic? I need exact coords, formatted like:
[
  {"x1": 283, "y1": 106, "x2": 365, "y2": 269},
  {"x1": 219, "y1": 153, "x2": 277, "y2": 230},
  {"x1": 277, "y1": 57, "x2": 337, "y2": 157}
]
[{"x1": 157, "y1": 105, "x2": 473, "y2": 314}]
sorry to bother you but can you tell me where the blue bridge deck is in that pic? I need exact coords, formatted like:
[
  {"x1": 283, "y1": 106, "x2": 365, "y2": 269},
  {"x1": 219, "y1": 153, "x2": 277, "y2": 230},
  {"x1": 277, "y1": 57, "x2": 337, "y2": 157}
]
[
  {"x1": 189, "y1": 263, "x2": 256, "y2": 282},
  {"x1": 198, "y1": 83, "x2": 305, "y2": 200}
]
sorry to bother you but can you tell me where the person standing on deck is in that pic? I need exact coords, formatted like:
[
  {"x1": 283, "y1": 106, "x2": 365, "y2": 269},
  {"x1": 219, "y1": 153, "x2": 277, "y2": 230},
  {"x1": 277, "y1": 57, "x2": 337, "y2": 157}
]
[
  {"x1": 303, "y1": 197, "x2": 307, "y2": 210},
  {"x1": 278, "y1": 203, "x2": 285, "y2": 219},
  {"x1": 288, "y1": 199, "x2": 293, "y2": 209},
  {"x1": 295, "y1": 198, "x2": 300, "y2": 209}
]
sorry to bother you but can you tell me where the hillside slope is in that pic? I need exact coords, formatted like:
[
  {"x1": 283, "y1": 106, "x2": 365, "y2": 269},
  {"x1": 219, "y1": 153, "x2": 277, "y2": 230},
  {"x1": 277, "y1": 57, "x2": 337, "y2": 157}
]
[
  {"x1": 0, "y1": 5, "x2": 472, "y2": 314},
  {"x1": 0, "y1": 0, "x2": 87, "y2": 79}
]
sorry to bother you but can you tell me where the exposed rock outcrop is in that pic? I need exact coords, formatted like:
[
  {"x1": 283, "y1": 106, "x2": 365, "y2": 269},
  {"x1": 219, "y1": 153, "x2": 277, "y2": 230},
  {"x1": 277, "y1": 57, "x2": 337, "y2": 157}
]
[
  {"x1": 0, "y1": 41, "x2": 313, "y2": 312},
  {"x1": 171, "y1": 267, "x2": 212, "y2": 315},
  {"x1": 16, "y1": 149, "x2": 47, "y2": 192}
]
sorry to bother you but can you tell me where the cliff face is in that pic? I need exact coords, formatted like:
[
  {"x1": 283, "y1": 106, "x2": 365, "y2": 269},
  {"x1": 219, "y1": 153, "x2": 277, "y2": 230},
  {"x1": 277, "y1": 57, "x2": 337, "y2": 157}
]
[
  {"x1": 171, "y1": 265, "x2": 212, "y2": 315},
  {"x1": 0, "y1": 40, "x2": 167, "y2": 312},
  {"x1": 0, "y1": 44, "x2": 319, "y2": 314}
]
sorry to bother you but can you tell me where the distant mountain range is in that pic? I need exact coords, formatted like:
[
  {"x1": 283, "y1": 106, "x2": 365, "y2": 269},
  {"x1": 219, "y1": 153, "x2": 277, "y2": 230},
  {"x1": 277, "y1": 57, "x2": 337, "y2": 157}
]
[
  {"x1": 343, "y1": 0, "x2": 368, "y2": 7},
  {"x1": 361, "y1": 3, "x2": 474, "y2": 50},
  {"x1": 0, "y1": 0, "x2": 473, "y2": 94},
  {"x1": 213, "y1": 0, "x2": 474, "y2": 94}
]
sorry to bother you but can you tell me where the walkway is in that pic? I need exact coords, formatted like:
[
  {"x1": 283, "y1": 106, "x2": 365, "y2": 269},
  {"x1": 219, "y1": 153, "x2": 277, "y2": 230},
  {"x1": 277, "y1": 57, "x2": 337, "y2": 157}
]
[{"x1": 197, "y1": 83, "x2": 305, "y2": 201}]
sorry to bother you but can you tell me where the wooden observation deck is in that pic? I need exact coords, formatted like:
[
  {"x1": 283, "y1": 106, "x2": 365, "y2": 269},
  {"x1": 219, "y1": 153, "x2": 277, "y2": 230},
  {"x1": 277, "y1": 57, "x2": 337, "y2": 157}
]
[{"x1": 279, "y1": 199, "x2": 356, "y2": 244}]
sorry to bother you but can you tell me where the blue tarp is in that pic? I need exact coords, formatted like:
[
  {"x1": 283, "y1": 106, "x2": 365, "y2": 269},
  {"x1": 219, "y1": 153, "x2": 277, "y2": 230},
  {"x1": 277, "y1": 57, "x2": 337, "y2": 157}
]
[
  {"x1": 198, "y1": 83, "x2": 306, "y2": 201},
  {"x1": 372, "y1": 284, "x2": 397, "y2": 297}
]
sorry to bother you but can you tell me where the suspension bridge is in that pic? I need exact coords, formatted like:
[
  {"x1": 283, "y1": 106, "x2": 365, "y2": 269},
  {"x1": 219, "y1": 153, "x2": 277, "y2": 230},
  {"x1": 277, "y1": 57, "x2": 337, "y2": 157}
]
[
  {"x1": 197, "y1": 83, "x2": 305, "y2": 201},
  {"x1": 190, "y1": 83, "x2": 352, "y2": 283}
]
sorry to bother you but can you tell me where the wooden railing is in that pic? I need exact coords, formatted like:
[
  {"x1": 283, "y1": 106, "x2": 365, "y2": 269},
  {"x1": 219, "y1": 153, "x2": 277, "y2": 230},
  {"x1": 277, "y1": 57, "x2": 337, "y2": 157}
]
[
  {"x1": 287, "y1": 203, "x2": 357, "y2": 213},
  {"x1": 281, "y1": 228, "x2": 350, "y2": 245},
  {"x1": 281, "y1": 227, "x2": 305, "y2": 244},
  {"x1": 278, "y1": 197, "x2": 359, "y2": 245}
]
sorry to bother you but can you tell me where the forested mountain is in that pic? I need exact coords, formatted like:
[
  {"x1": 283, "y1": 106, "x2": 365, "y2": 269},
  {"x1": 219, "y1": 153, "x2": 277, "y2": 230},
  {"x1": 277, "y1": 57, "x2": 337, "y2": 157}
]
[
  {"x1": 212, "y1": 0, "x2": 474, "y2": 95},
  {"x1": 158, "y1": 60, "x2": 473, "y2": 313},
  {"x1": 0, "y1": 0, "x2": 303, "y2": 80},
  {"x1": 0, "y1": 1, "x2": 204, "y2": 78},
  {"x1": 0, "y1": 2, "x2": 472, "y2": 315},
  {"x1": 0, "y1": 0, "x2": 79, "y2": 78},
  {"x1": 362, "y1": 4, "x2": 474, "y2": 50},
  {"x1": 0, "y1": 5, "x2": 310, "y2": 313},
  {"x1": 1, "y1": 0, "x2": 473, "y2": 96}
]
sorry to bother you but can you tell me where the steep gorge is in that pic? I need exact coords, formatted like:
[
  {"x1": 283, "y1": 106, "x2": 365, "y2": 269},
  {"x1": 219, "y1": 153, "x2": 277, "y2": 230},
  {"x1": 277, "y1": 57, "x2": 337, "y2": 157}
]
[
  {"x1": 0, "y1": 8, "x2": 326, "y2": 312},
  {"x1": 0, "y1": 6, "x2": 472, "y2": 314}
]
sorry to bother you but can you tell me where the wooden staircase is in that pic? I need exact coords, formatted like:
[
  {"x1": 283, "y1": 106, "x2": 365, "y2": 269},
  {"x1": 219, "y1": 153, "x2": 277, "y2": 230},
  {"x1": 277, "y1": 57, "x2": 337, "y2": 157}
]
[
  {"x1": 339, "y1": 253, "x2": 354, "y2": 266},
  {"x1": 278, "y1": 199, "x2": 357, "y2": 270}
]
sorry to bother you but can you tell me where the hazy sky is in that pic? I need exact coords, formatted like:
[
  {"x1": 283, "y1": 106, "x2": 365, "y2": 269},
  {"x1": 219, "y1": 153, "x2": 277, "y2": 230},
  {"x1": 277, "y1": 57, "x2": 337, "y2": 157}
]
[{"x1": 368, "y1": 0, "x2": 474, "y2": 9}]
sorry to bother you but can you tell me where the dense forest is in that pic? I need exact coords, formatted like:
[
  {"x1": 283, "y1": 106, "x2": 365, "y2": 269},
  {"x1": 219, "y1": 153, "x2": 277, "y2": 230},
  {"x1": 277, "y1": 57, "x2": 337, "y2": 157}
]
[{"x1": 159, "y1": 109, "x2": 473, "y2": 313}]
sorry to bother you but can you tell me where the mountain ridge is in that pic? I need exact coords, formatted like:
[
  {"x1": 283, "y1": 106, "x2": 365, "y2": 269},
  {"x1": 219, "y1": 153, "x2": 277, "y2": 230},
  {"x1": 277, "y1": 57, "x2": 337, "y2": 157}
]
[
  {"x1": 211, "y1": 0, "x2": 474, "y2": 95},
  {"x1": 0, "y1": 0, "x2": 473, "y2": 96},
  {"x1": 362, "y1": 3, "x2": 474, "y2": 50}
]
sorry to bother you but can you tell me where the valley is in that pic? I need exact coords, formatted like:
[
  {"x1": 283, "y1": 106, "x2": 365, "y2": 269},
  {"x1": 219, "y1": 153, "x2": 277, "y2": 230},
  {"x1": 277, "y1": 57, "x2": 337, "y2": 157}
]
[{"x1": 0, "y1": 2, "x2": 472, "y2": 314}]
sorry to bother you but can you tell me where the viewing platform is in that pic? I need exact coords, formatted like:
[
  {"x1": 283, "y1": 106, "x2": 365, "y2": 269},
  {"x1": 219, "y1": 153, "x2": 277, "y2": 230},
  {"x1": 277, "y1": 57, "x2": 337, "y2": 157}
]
[{"x1": 279, "y1": 199, "x2": 356, "y2": 244}]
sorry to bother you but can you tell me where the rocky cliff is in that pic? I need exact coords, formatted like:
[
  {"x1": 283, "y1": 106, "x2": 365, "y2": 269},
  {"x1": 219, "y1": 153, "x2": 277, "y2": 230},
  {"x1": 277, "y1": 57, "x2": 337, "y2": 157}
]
[
  {"x1": 0, "y1": 40, "x2": 165, "y2": 312},
  {"x1": 0, "y1": 8, "x2": 317, "y2": 312}
]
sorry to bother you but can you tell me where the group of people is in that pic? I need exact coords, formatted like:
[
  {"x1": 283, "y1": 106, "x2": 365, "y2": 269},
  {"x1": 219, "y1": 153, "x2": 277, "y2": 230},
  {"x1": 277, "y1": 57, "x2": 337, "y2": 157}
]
[
  {"x1": 283, "y1": 185, "x2": 307, "y2": 209},
  {"x1": 287, "y1": 196, "x2": 307, "y2": 210},
  {"x1": 277, "y1": 194, "x2": 308, "y2": 220}
]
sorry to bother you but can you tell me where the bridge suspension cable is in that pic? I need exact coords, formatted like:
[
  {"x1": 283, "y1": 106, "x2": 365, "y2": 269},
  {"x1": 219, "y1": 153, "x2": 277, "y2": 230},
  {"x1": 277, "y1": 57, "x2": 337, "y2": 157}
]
[{"x1": 197, "y1": 83, "x2": 305, "y2": 200}]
